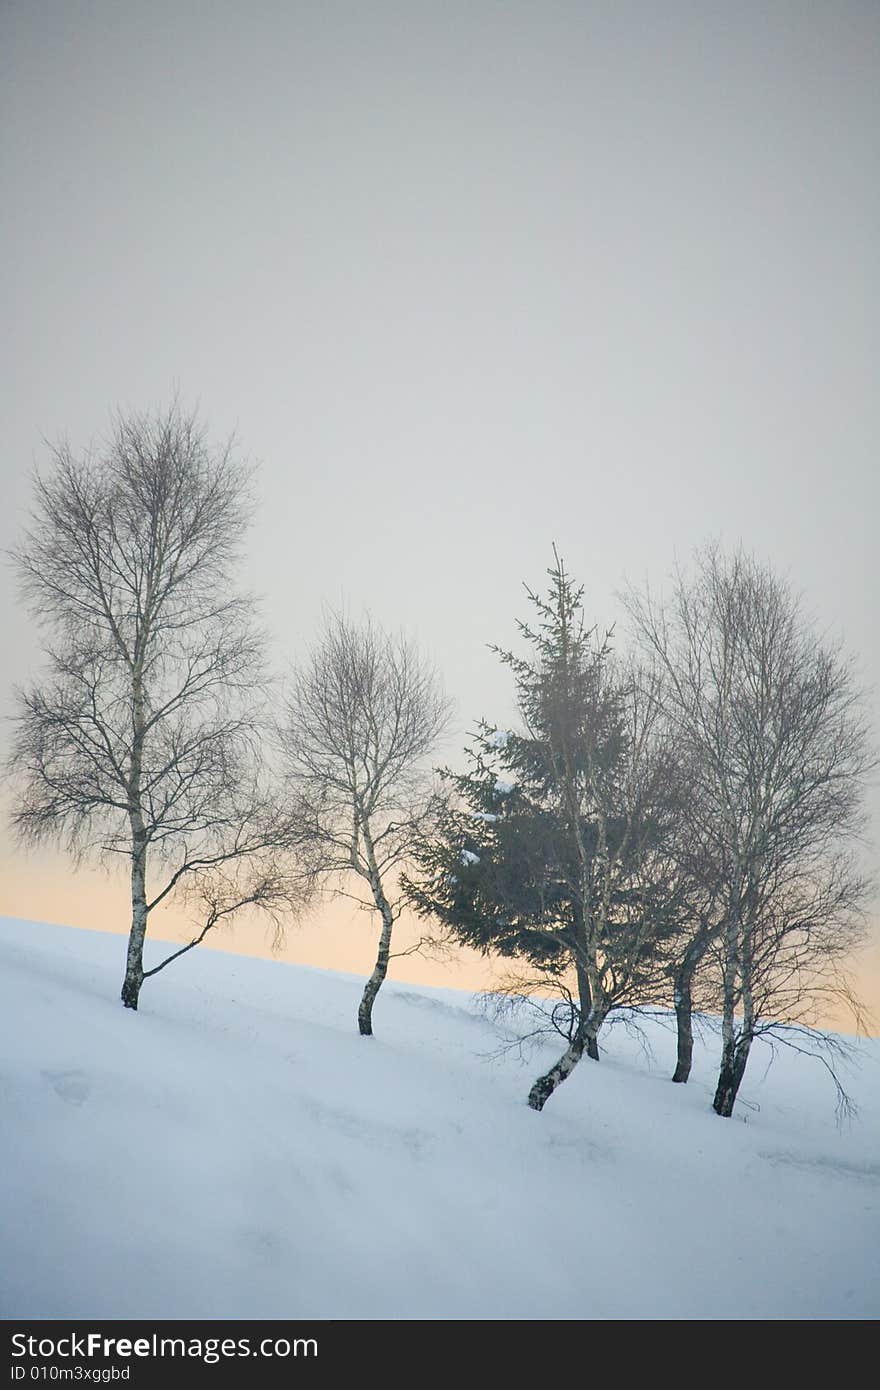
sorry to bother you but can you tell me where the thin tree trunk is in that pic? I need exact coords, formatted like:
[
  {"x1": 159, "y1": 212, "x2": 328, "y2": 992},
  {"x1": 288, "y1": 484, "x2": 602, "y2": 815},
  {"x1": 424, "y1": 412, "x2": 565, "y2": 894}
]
[
  {"x1": 358, "y1": 907, "x2": 394, "y2": 1037},
  {"x1": 672, "y1": 925, "x2": 714, "y2": 1083},
  {"x1": 121, "y1": 660, "x2": 148, "y2": 1011},
  {"x1": 358, "y1": 823, "x2": 396, "y2": 1037},
  {"x1": 529, "y1": 903, "x2": 605, "y2": 1108},
  {"x1": 672, "y1": 978, "x2": 694, "y2": 1083},
  {"x1": 712, "y1": 1031, "x2": 752, "y2": 1116},
  {"x1": 528, "y1": 1006, "x2": 605, "y2": 1111},
  {"x1": 575, "y1": 957, "x2": 600, "y2": 1062},
  {"x1": 121, "y1": 835, "x2": 148, "y2": 1010},
  {"x1": 672, "y1": 950, "x2": 700, "y2": 1082},
  {"x1": 713, "y1": 964, "x2": 737, "y2": 1112},
  {"x1": 711, "y1": 897, "x2": 745, "y2": 1110},
  {"x1": 528, "y1": 1033, "x2": 585, "y2": 1111},
  {"x1": 713, "y1": 920, "x2": 755, "y2": 1116}
]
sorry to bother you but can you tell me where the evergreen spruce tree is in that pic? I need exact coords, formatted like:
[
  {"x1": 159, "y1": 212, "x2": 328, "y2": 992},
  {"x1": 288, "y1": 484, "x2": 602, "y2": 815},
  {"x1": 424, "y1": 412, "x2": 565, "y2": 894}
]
[{"x1": 406, "y1": 552, "x2": 685, "y2": 1110}]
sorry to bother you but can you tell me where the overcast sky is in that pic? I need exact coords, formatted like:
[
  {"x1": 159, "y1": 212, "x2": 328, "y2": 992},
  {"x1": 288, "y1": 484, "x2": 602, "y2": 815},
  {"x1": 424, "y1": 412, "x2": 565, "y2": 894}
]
[{"x1": 2, "y1": 1, "x2": 878, "y2": 1015}]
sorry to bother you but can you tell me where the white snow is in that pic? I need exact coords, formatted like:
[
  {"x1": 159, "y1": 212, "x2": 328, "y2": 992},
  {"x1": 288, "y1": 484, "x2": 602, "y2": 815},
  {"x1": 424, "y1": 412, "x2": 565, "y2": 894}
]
[
  {"x1": 472, "y1": 811, "x2": 499, "y2": 823},
  {"x1": 460, "y1": 850, "x2": 481, "y2": 866},
  {"x1": 493, "y1": 778, "x2": 515, "y2": 795},
  {"x1": 1, "y1": 917, "x2": 879, "y2": 1320},
  {"x1": 486, "y1": 730, "x2": 511, "y2": 749}
]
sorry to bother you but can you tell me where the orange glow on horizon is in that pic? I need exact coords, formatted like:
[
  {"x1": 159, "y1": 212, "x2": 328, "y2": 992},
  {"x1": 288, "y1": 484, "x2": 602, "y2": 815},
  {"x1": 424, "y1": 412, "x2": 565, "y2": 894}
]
[
  {"x1": 0, "y1": 842, "x2": 499, "y2": 993},
  {"x1": 2, "y1": 842, "x2": 878, "y2": 1036}
]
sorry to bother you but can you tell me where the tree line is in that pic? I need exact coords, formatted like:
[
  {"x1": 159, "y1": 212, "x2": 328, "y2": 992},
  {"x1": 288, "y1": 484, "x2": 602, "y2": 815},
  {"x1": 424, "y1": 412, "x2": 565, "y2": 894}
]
[{"x1": 5, "y1": 402, "x2": 875, "y2": 1119}]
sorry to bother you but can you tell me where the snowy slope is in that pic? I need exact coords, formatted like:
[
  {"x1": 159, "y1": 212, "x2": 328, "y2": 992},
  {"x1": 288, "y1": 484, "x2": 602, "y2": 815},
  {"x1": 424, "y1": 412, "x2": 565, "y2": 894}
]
[{"x1": 1, "y1": 918, "x2": 878, "y2": 1320}]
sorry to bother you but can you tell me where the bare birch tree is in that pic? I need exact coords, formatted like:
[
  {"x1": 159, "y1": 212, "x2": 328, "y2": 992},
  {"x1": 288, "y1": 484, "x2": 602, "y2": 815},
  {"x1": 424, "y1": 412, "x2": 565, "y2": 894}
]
[
  {"x1": 626, "y1": 547, "x2": 874, "y2": 1115},
  {"x1": 7, "y1": 401, "x2": 308, "y2": 1010},
  {"x1": 280, "y1": 612, "x2": 451, "y2": 1036}
]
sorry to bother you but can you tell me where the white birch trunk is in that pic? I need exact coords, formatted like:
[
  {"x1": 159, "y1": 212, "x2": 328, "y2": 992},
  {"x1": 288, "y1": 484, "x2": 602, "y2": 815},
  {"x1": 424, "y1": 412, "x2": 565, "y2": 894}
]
[
  {"x1": 121, "y1": 657, "x2": 149, "y2": 1010},
  {"x1": 527, "y1": 1005, "x2": 606, "y2": 1111},
  {"x1": 357, "y1": 823, "x2": 395, "y2": 1037}
]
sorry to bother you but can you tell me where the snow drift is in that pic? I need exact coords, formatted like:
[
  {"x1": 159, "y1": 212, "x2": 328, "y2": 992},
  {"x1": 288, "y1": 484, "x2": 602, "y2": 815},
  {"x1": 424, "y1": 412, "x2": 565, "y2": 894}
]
[{"x1": 1, "y1": 918, "x2": 878, "y2": 1319}]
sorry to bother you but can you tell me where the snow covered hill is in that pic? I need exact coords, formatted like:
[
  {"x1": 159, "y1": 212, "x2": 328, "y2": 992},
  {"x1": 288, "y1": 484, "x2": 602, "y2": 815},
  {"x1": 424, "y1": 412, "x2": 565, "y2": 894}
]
[{"x1": 2, "y1": 918, "x2": 878, "y2": 1320}]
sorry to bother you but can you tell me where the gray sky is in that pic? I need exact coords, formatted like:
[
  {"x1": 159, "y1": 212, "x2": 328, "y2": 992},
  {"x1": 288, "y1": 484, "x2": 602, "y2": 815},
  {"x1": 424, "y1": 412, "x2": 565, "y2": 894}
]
[{"x1": 2, "y1": 2, "x2": 878, "y2": 998}]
